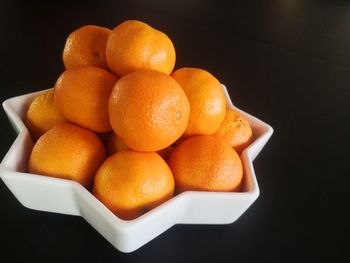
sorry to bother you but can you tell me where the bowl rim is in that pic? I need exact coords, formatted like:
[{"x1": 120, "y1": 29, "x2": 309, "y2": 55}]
[{"x1": 0, "y1": 85, "x2": 274, "y2": 225}]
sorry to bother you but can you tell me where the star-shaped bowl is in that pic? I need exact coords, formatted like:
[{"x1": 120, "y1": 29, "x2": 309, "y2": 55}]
[{"x1": 0, "y1": 85, "x2": 273, "y2": 253}]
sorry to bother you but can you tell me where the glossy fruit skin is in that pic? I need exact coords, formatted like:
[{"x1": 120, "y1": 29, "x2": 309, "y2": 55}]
[
  {"x1": 106, "y1": 20, "x2": 176, "y2": 76},
  {"x1": 213, "y1": 108, "x2": 253, "y2": 154},
  {"x1": 28, "y1": 123, "x2": 106, "y2": 189},
  {"x1": 109, "y1": 70, "x2": 190, "y2": 152},
  {"x1": 63, "y1": 25, "x2": 111, "y2": 70},
  {"x1": 93, "y1": 150, "x2": 175, "y2": 220},
  {"x1": 168, "y1": 135, "x2": 243, "y2": 193},
  {"x1": 54, "y1": 66, "x2": 118, "y2": 132},
  {"x1": 171, "y1": 67, "x2": 226, "y2": 137},
  {"x1": 26, "y1": 90, "x2": 67, "y2": 140}
]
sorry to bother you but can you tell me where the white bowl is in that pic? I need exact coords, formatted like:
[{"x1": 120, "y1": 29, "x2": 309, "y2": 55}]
[{"x1": 0, "y1": 85, "x2": 273, "y2": 253}]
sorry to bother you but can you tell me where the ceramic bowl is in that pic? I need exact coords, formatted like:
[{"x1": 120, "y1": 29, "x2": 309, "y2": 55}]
[{"x1": 0, "y1": 85, "x2": 273, "y2": 252}]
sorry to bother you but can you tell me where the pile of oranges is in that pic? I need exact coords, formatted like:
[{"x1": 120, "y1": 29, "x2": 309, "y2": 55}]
[{"x1": 26, "y1": 20, "x2": 253, "y2": 220}]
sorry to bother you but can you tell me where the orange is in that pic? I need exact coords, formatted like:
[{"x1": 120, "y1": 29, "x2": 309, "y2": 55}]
[
  {"x1": 106, "y1": 20, "x2": 176, "y2": 76},
  {"x1": 168, "y1": 135, "x2": 243, "y2": 193},
  {"x1": 213, "y1": 108, "x2": 253, "y2": 154},
  {"x1": 26, "y1": 90, "x2": 67, "y2": 140},
  {"x1": 63, "y1": 25, "x2": 111, "y2": 70},
  {"x1": 171, "y1": 67, "x2": 226, "y2": 137},
  {"x1": 93, "y1": 150, "x2": 174, "y2": 220},
  {"x1": 54, "y1": 66, "x2": 118, "y2": 132},
  {"x1": 105, "y1": 132, "x2": 129, "y2": 156},
  {"x1": 109, "y1": 70, "x2": 190, "y2": 152},
  {"x1": 28, "y1": 123, "x2": 106, "y2": 188}
]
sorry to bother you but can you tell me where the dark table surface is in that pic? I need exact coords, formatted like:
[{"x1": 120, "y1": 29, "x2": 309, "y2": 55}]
[{"x1": 0, "y1": 0, "x2": 349, "y2": 262}]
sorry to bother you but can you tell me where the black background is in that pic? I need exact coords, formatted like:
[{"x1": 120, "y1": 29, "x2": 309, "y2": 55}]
[{"x1": 0, "y1": 0, "x2": 349, "y2": 262}]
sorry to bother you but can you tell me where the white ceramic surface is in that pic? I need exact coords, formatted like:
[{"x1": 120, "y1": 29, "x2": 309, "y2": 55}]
[{"x1": 0, "y1": 85, "x2": 273, "y2": 253}]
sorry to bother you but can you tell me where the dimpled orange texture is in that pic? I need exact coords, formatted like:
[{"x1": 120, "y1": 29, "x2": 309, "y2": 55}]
[
  {"x1": 213, "y1": 108, "x2": 253, "y2": 154},
  {"x1": 171, "y1": 67, "x2": 226, "y2": 137},
  {"x1": 108, "y1": 70, "x2": 190, "y2": 152},
  {"x1": 106, "y1": 20, "x2": 176, "y2": 76},
  {"x1": 28, "y1": 123, "x2": 106, "y2": 188},
  {"x1": 26, "y1": 90, "x2": 67, "y2": 140},
  {"x1": 168, "y1": 135, "x2": 243, "y2": 193},
  {"x1": 54, "y1": 66, "x2": 118, "y2": 132},
  {"x1": 93, "y1": 150, "x2": 175, "y2": 220},
  {"x1": 63, "y1": 25, "x2": 111, "y2": 70}
]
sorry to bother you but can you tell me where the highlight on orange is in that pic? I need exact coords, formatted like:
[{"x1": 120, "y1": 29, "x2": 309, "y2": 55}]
[
  {"x1": 93, "y1": 150, "x2": 175, "y2": 220},
  {"x1": 171, "y1": 67, "x2": 226, "y2": 137},
  {"x1": 106, "y1": 20, "x2": 176, "y2": 76},
  {"x1": 63, "y1": 25, "x2": 111, "y2": 70},
  {"x1": 26, "y1": 90, "x2": 67, "y2": 140},
  {"x1": 54, "y1": 66, "x2": 118, "y2": 132},
  {"x1": 28, "y1": 123, "x2": 106, "y2": 189},
  {"x1": 168, "y1": 135, "x2": 243, "y2": 193},
  {"x1": 108, "y1": 70, "x2": 190, "y2": 152},
  {"x1": 213, "y1": 108, "x2": 253, "y2": 154}
]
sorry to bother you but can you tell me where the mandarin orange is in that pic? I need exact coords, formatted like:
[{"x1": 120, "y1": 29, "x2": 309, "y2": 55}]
[
  {"x1": 109, "y1": 70, "x2": 190, "y2": 151},
  {"x1": 26, "y1": 90, "x2": 67, "y2": 140},
  {"x1": 171, "y1": 67, "x2": 226, "y2": 137},
  {"x1": 106, "y1": 20, "x2": 176, "y2": 76},
  {"x1": 168, "y1": 135, "x2": 243, "y2": 193},
  {"x1": 93, "y1": 150, "x2": 174, "y2": 220},
  {"x1": 63, "y1": 25, "x2": 111, "y2": 70},
  {"x1": 54, "y1": 66, "x2": 118, "y2": 132},
  {"x1": 213, "y1": 108, "x2": 253, "y2": 154},
  {"x1": 28, "y1": 123, "x2": 106, "y2": 188}
]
